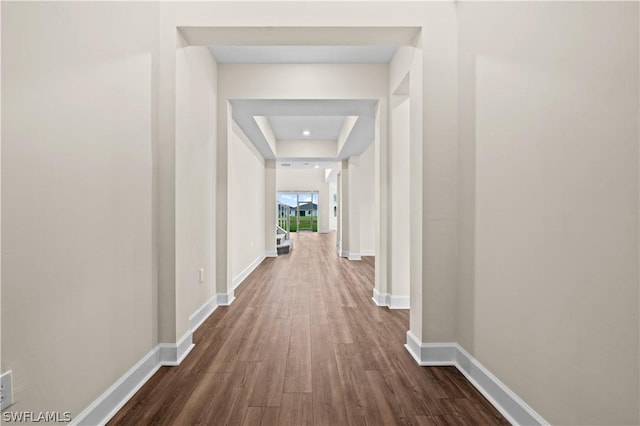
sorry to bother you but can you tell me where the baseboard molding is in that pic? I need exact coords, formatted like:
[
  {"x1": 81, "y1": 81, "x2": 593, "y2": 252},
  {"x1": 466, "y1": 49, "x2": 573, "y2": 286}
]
[
  {"x1": 265, "y1": 249, "x2": 278, "y2": 258},
  {"x1": 189, "y1": 294, "x2": 218, "y2": 332},
  {"x1": 404, "y1": 332, "x2": 548, "y2": 426},
  {"x1": 216, "y1": 291, "x2": 235, "y2": 306},
  {"x1": 74, "y1": 292, "x2": 220, "y2": 424},
  {"x1": 339, "y1": 249, "x2": 349, "y2": 258},
  {"x1": 159, "y1": 331, "x2": 194, "y2": 367},
  {"x1": 217, "y1": 252, "x2": 267, "y2": 308},
  {"x1": 72, "y1": 346, "x2": 161, "y2": 426},
  {"x1": 72, "y1": 331, "x2": 194, "y2": 426},
  {"x1": 348, "y1": 253, "x2": 362, "y2": 261},
  {"x1": 232, "y1": 253, "x2": 266, "y2": 290},
  {"x1": 74, "y1": 250, "x2": 275, "y2": 426},
  {"x1": 360, "y1": 249, "x2": 375, "y2": 256},
  {"x1": 372, "y1": 288, "x2": 387, "y2": 306},
  {"x1": 372, "y1": 289, "x2": 410, "y2": 309}
]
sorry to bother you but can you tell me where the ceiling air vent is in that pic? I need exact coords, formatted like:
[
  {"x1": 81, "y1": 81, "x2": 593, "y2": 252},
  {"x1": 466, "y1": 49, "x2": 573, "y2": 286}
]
[{"x1": 281, "y1": 163, "x2": 291, "y2": 167}]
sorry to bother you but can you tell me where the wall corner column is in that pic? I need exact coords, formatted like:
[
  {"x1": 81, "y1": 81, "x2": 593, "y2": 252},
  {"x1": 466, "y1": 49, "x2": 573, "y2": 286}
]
[
  {"x1": 347, "y1": 156, "x2": 361, "y2": 261},
  {"x1": 265, "y1": 160, "x2": 277, "y2": 257}
]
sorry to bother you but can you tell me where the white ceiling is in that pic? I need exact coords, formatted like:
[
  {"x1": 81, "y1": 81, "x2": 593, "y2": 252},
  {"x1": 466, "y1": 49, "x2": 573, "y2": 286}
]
[
  {"x1": 208, "y1": 45, "x2": 397, "y2": 64},
  {"x1": 217, "y1": 43, "x2": 389, "y2": 166},
  {"x1": 268, "y1": 115, "x2": 345, "y2": 140},
  {"x1": 230, "y1": 99, "x2": 377, "y2": 161}
]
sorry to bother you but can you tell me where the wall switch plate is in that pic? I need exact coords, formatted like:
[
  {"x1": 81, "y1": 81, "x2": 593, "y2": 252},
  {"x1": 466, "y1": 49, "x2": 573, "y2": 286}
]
[
  {"x1": 1, "y1": 370, "x2": 13, "y2": 411},
  {"x1": 199, "y1": 268, "x2": 205, "y2": 283}
]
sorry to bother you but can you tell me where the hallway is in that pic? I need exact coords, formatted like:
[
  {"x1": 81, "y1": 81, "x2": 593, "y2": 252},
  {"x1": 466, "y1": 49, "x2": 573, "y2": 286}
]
[{"x1": 109, "y1": 233, "x2": 508, "y2": 425}]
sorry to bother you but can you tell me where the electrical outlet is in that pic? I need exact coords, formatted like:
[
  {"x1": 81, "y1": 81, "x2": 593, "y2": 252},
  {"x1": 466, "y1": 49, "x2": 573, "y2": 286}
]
[
  {"x1": 1, "y1": 370, "x2": 13, "y2": 411},
  {"x1": 199, "y1": 268, "x2": 205, "y2": 283}
]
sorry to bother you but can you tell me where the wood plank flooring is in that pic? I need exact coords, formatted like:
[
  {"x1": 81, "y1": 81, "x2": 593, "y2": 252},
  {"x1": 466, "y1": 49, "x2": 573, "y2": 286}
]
[{"x1": 109, "y1": 232, "x2": 509, "y2": 426}]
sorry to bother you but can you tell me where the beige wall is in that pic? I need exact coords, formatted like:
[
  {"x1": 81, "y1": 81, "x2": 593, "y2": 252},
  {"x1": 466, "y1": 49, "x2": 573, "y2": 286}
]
[
  {"x1": 3, "y1": 2, "x2": 638, "y2": 425},
  {"x1": 1, "y1": 1, "x2": 158, "y2": 417},
  {"x1": 390, "y1": 98, "x2": 411, "y2": 298},
  {"x1": 418, "y1": 3, "x2": 458, "y2": 343},
  {"x1": 329, "y1": 181, "x2": 338, "y2": 231},
  {"x1": 276, "y1": 140, "x2": 337, "y2": 159},
  {"x1": 175, "y1": 41, "x2": 217, "y2": 339},
  {"x1": 359, "y1": 143, "x2": 376, "y2": 254},
  {"x1": 458, "y1": 2, "x2": 639, "y2": 424},
  {"x1": 229, "y1": 122, "x2": 267, "y2": 280}
]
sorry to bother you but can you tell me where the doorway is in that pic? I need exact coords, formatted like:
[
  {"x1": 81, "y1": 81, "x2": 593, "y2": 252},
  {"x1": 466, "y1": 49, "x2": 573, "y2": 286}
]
[{"x1": 277, "y1": 191, "x2": 319, "y2": 233}]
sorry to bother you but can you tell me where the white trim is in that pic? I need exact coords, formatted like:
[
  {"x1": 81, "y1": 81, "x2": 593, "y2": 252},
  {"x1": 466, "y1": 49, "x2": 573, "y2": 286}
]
[
  {"x1": 158, "y1": 331, "x2": 195, "y2": 367},
  {"x1": 404, "y1": 331, "x2": 456, "y2": 365},
  {"x1": 232, "y1": 253, "x2": 265, "y2": 290},
  {"x1": 74, "y1": 251, "x2": 272, "y2": 425},
  {"x1": 360, "y1": 249, "x2": 376, "y2": 256},
  {"x1": 348, "y1": 253, "x2": 362, "y2": 261},
  {"x1": 265, "y1": 249, "x2": 278, "y2": 258},
  {"x1": 372, "y1": 289, "x2": 410, "y2": 309},
  {"x1": 372, "y1": 288, "x2": 387, "y2": 306},
  {"x1": 388, "y1": 295, "x2": 409, "y2": 309},
  {"x1": 72, "y1": 347, "x2": 162, "y2": 426},
  {"x1": 74, "y1": 290, "x2": 225, "y2": 426},
  {"x1": 216, "y1": 291, "x2": 235, "y2": 306},
  {"x1": 72, "y1": 330, "x2": 198, "y2": 426},
  {"x1": 189, "y1": 294, "x2": 218, "y2": 332},
  {"x1": 404, "y1": 332, "x2": 549, "y2": 426},
  {"x1": 339, "y1": 249, "x2": 349, "y2": 258}
]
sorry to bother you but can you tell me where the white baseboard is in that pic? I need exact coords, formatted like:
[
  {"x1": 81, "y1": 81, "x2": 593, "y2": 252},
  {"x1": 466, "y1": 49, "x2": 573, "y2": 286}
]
[
  {"x1": 72, "y1": 346, "x2": 161, "y2": 426},
  {"x1": 189, "y1": 294, "x2": 218, "y2": 332},
  {"x1": 216, "y1": 291, "x2": 235, "y2": 306},
  {"x1": 404, "y1": 331, "x2": 548, "y2": 426},
  {"x1": 372, "y1": 288, "x2": 387, "y2": 306},
  {"x1": 372, "y1": 289, "x2": 410, "y2": 309},
  {"x1": 265, "y1": 250, "x2": 278, "y2": 258},
  {"x1": 389, "y1": 295, "x2": 409, "y2": 309},
  {"x1": 360, "y1": 249, "x2": 375, "y2": 256},
  {"x1": 339, "y1": 249, "x2": 349, "y2": 258},
  {"x1": 232, "y1": 253, "x2": 266, "y2": 290},
  {"x1": 74, "y1": 251, "x2": 274, "y2": 426},
  {"x1": 74, "y1": 289, "x2": 223, "y2": 425},
  {"x1": 159, "y1": 331, "x2": 194, "y2": 367},
  {"x1": 72, "y1": 331, "x2": 195, "y2": 426},
  {"x1": 348, "y1": 253, "x2": 362, "y2": 261}
]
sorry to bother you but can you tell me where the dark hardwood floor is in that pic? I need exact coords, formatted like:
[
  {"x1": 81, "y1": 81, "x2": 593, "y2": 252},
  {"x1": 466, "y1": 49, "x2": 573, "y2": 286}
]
[{"x1": 109, "y1": 232, "x2": 509, "y2": 426}]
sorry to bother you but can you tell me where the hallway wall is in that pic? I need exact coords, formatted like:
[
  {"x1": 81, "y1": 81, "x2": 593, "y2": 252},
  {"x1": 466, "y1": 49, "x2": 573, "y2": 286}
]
[
  {"x1": 2, "y1": 2, "x2": 638, "y2": 424},
  {"x1": 1, "y1": 1, "x2": 159, "y2": 417},
  {"x1": 390, "y1": 98, "x2": 411, "y2": 299},
  {"x1": 457, "y1": 2, "x2": 639, "y2": 424},
  {"x1": 175, "y1": 40, "x2": 218, "y2": 339},
  {"x1": 329, "y1": 181, "x2": 338, "y2": 231},
  {"x1": 359, "y1": 143, "x2": 376, "y2": 255},
  {"x1": 229, "y1": 122, "x2": 267, "y2": 282}
]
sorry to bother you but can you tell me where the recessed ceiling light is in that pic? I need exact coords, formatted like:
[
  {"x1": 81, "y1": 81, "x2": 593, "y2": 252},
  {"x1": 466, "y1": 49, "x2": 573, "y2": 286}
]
[
  {"x1": 302, "y1": 130, "x2": 311, "y2": 136},
  {"x1": 314, "y1": 165, "x2": 319, "y2": 169}
]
